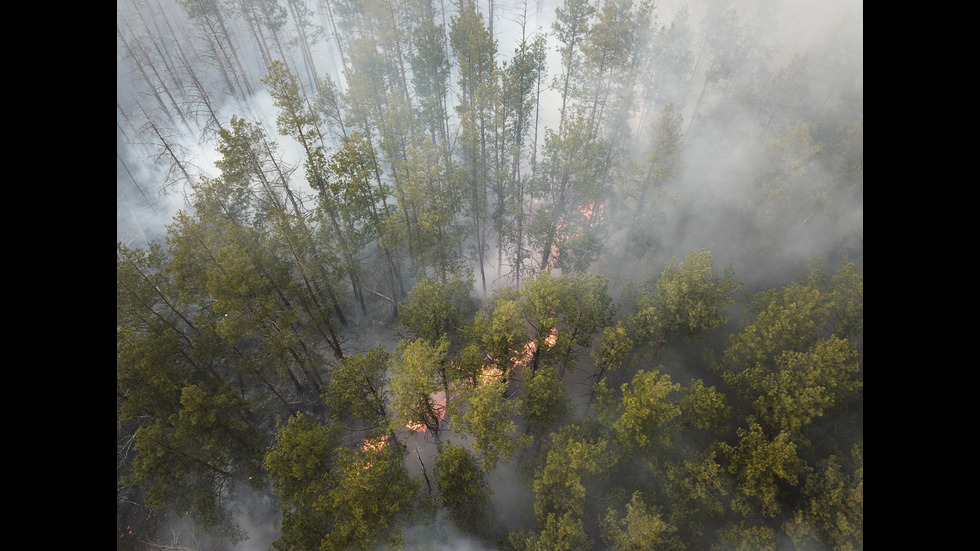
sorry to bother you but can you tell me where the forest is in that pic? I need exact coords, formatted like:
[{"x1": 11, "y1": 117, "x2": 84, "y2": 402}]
[{"x1": 116, "y1": 0, "x2": 863, "y2": 549}]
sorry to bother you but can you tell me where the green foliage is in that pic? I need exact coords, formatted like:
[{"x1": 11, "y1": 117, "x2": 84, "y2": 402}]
[
  {"x1": 263, "y1": 412, "x2": 342, "y2": 508},
  {"x1": 119, "y1": 1, "x2": 863, "y2": 546},
  {"x1": 606, "y1": 369, "x2": 682, "y2": 455},
  {"x1": 327, "y1": 130, "x2": 390, "y2": 244},
  {"x1": 531, "y1": 110, "x2": 612, "y2": 273},
  {"x1": 785, "y1": 443, "x2": 863, "y2": 550},
  {"x1": 321, "y1": 345, "x2": 390, "y2": 427},
  {"x1": 680, "y1": 379, "x2": 731, "y2": 436},
  {"x1": 116, "y1": 325, "x2": 188, "y2": 421},
  {"x1": 449, "y1": 378, "x2": 530, "y2": 472},
  {"x1": 720, "y1": 260, "x2": 862, "y2": 437},
  {"x1": 433, "y1": 442, "x2": 494, "y2": 536},
  {"x1": 467, "y1": 271, "x2": 615, "y2": 381},
  {"x1": 599, "y1": 491, "x2": 683, "y2": 551},
  {"x1": 591, "y1": 320, "x2": 636, "y2": 376},
  {"x1": 522, "y1": 271, "x2": 616, "y2": 372},
  {"x1": 522, "y1": 367, "x2": 572, "y2": 438},
  {"x1": 655, "y1": 250, "x2": 739, "y2": 336},
  {"x1": 551, "y1": 0, "x2": 595, "y2": 122},
  {"x1": 128, "y1": 383, "x2": 266, "y2": 542},
  {"x1": 662, "y1": 449, "x2": 729, "y2": 539},
  {"x1": 390, "y1": 337, "x2": 450, "y2": 435},
  {"x1": 264, "y1": 413, "x2": 422, "y2": 551},
  {"x1": 754, "y1": 335, "x2": 861, "y2": 437},
  {"x1": 321, "y1": 441, "x2": 422, "y2": 551},
  {"x1": 510, "y1": 511, "x2": 590, "y2": 551},
  {"x1": 466, "y1": 287, "x2": 527, "y2": 378},
  {"x1": 612, "y1": 250, "x2": 739, "y2": 371},
  {"x1": 393, "y1": 133, "x2": 471, "y2": 282},
  {"x1": 711, "y1": 521, "x2": 777, "y2": 551},
  {"x1": 719, "y1": 422, "x2": 808, "y2": 519},
  {"x1": 396, "y1": 277, "x2": 476, "y2": 348},
  {"x1": 532, "y1": 425, "x2": 609, "y2": 521}
]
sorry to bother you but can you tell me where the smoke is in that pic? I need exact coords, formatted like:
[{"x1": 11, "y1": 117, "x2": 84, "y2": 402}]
[
  {"x1": 117, "y1": 0, "x2": 861, "y2": 546},
  {"x1": 396, "y1": 511, "x2": 501, "y2": 551}
]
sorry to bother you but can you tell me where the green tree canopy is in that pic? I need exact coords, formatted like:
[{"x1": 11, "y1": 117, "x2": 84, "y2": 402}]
[
  {"x1": 433, "y1": 441, "x2": 494, "y2": 536},
  {"x1": 599, "y1": 491, "x2": 683, "y2": 551}
]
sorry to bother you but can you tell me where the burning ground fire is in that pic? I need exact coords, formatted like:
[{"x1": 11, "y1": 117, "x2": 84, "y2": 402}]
[
  {"x1": 545, "y1": 202, "x2": 604, "y2": 272},
  {"x1": 511, "y1": 327, "x2": 559, "y2": 370},
  {"x1": 360, "y1": 435, "x2": 391, "y2": 470},
  {"x1": 404, "y1": 328, "x2": 559, "y2": 434},
  {"x1": 404, "y1": 390, "x2": 447, "y2": 433}
]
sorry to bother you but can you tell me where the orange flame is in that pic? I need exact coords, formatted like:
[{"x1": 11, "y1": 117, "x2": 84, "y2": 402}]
[
  {"x1": 405, "y1": 391, "x2": 447, "y2": 433},
  {"x1": 360, "y1": 435, "x2": 391, "y2": 470},
  {"x1": 362, "y1": 436, "x2": 389, "y2": 453},
  {"x1": 545, "y1": 203, "x2": 603, "y2": 271}
]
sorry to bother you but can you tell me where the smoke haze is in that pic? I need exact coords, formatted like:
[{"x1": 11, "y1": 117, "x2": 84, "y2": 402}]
[{"x1": 117, "y1": 0, "x2": 862, "y2": 547}]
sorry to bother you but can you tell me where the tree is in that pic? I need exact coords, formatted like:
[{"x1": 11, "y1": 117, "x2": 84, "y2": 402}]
[
  {"x1": 719, "y1": 421, "x2": 807, "y2": 519},
  {"x1": 509, "y1": 511, "x2": 590, "y2": 551},
  {"x1": 498, "y1": 32, "x2": 548, "y2": 287},
  {"x1": 711, "y1": 521, "x2": 777, "y2": 551},
  {"x1": 784, "y1": 443, "x2": 863, "y2": 550},
  {"x1": 522, "y1": 366, "x2": 572, "y2": 440},
  {"x1": 127, "y1": 383, "x2": 266, "y2": 543},
  {"x1": 320, "y1": 438, "x2": 424, "y2": 550},
  {"x1": 433, "y1": 441, "x2": 494, "y2": 536},
  {"x1": 742, "y1": 122, "x2": 831, "y2": 261},
  {"x1": 530, "y1": 110, "x2": 612, "y2": 273},
  {"x1": 449, "y1": 1, "x2": 498, "y2": 294},
  {"x1": 409, "y1": 8, "x2": 452, "y2": 145},
  {"x1": 167, "y1": 209, "x2": 326, "y2": 395},
  {"x1": 662, "y1": 448, "x2": 729, "y2": 543},
  {"x1": 328, "y1": 130, "x2": 405, "y2": 315},
  {"x1": 321, "y1": 344, "x2": 391, "y2": 429},
  {"x1": 589, "y1": 320, "x2": 635, "y2": 391},
  {"x1": 392, "y1": 132, "x2": 471, "y2": 283},
  {"x1": 531, "y1": 425, "x2": 609, "y2": 522},
  {"x1": 601, "y1": 368, "x2": 681, "y2": 456},
  {"x1": 687, "y1": 6, "x2": 765, "y2": 135},
  {"x1": 718, "y1": 260, "x2": 862, "y2": 439},
  {"x1": 264, "y1": 412, "x2": 424, "y2": 551},
  {"x1": 448, "y1": 376, "x2": 530, "y2": 472},
  {"x1": 615, "y1": 103, "x2": 685, "y2": 263},
  {"x1": 579, "y1": 0, "x2": 651, "y2": 137},
  {"x1": 263, "y1": 412, "x2": 342, "y2": 516},
  {"x1": 396, "y1": 276, "x2": 477, "y2": 351},
  {"x1": 390, "y1": 336, "x2": 450, "y2": 436},
  {"x1": 263, "y1": 60, "x2": 369, "y2": 315},
  {"x1": 175, "y1": 0, "x2": 254, "y2": 101},
  {"x1": 282, "y1": 0, "x2": 324, "y2": 92},
  {"x1": 618, "y1": 250, "x2": 739, "y2": 365},
  {"x1": 465, "y1": 285, "x2": 528, "y2": 386},
  {"x1": 752, "y1": 335, "x2": 861, "y2": 438},
  {"x1": 551, "y1": 0, "x2": 595, "y2": 132},
  {"x1": 599, "y1": 491, "x2": 683, "y2": 551},
  {"x1": 636, "y1": 5, "x2": 695, "y2": 125},
  {"x1": 520, "y1": 271, "x2": 616, "y2": 377},
  {"x1": 679, "y1": 378, "x2": 731, "y2": 438},
  {"x1": 654, "y1": 249, "x2": 739, "y2": 337}
]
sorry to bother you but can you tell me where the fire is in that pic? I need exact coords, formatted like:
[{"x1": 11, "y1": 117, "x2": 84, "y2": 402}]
[
  {"x1": 545, "y1": 202, "x2": 604, "y2": 272},
  {"x1": 479, "y1": 326, "x2": 560, "y2": 382},
  {"x1": 405, "y1": 390, "x2": 447, "y2": 433},
  {"x1": 360, "y1": 435, "x2": 390, "y2": 470},
  {"x1": 510, "y1": 326, "x2": 558, "y2": 369},
  {"x1": 578, "y1": 202, "x2": 599, "y2": 219},
  {"x1": 362, "y1": 436, "x2": 389, "y2": 453},
  {"x1": 544, "y1": 326, "x2": 558, "y2": 348},
  {"x1": 479, "y1": 364, "x2": 504, "y2": 385}
]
